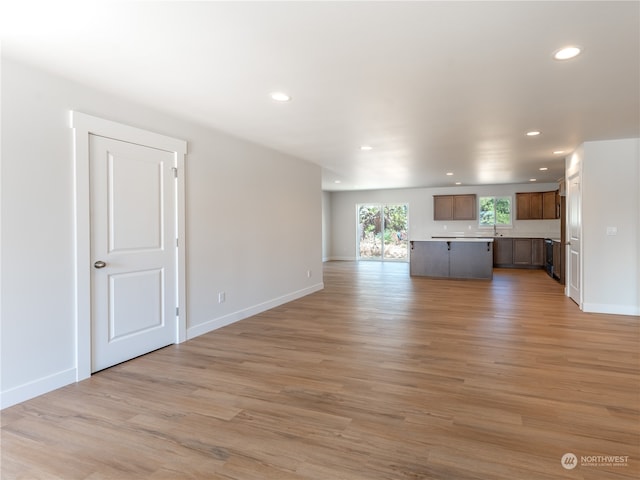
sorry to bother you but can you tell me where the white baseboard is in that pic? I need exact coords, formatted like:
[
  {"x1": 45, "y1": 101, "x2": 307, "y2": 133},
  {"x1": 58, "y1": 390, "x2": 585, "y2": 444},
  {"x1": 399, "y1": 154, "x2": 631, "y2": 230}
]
[
  {"x1": 1, "y1": 285, "x2": 327, "y2": 409},
  {"x1": 582, "y1": 303, "x2": 640, "y2": 316},
  {"x1": 187, "y1": 282, "x2": 324, "y2": 339},
  {"x1": 1, "y1": 367, "x2": 77, "y2": 410},
  {"x1": 325, "y1": 256, "x2": 357, "y2": 261}
]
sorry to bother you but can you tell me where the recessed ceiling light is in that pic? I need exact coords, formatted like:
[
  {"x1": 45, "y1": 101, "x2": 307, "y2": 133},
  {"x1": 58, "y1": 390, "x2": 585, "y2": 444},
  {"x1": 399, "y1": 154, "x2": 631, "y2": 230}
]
[
  {"x1": 553, "y1": 46, "x2": 582, "y2": 61},
  {"x1": 530, "y1": 178, "x2": 537, "y2": 182},
  {"x1": 455, "y1": 182, "x2": 462, "y2": 185},
  {"x1": 539, "y1": 167, "x2": 548, "y2": 171},
  {"x1": 334, "y1": 180, "x2": 341, "y2": 184},
  {"x1": 270, "y1": 92, "x2": 291, "y2": 102},
  {"x1": 526, "y1": 131, "x2": 541, "y2": 136},
  {"x1": 446, "y1": 172, "x2": 454, "y2": 176},
  {"x1": 553, "y1": 150, "x2": 565, "y2": 155},
  {"x1": 360, "y1": 145, "x2": 373, "y2": 151}
]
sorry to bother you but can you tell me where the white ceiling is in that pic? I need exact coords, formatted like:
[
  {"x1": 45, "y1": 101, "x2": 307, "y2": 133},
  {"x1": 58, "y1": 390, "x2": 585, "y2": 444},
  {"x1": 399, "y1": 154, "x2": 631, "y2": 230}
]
[{"x1": 2, "y1": 1, "x2": 639, "y2": 191}]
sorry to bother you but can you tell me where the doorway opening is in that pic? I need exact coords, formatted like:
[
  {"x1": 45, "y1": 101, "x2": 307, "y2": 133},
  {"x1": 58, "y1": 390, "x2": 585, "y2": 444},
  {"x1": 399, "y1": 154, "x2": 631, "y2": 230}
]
[{"x1": 357, "y1": 204, "x2": 409, "y2": 262}]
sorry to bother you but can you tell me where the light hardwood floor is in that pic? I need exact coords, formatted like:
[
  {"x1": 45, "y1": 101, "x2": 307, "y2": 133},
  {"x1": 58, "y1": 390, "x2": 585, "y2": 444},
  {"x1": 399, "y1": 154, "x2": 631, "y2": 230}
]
[{"x1": 2, "y1": 262, "x2": 639, "y2": 479}]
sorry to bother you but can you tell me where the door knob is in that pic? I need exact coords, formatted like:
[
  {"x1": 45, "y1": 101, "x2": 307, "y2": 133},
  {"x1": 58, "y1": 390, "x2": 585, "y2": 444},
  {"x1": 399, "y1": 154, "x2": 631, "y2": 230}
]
[{"x1": 94, "y1": 261, "x2": 107, "y2": 269}]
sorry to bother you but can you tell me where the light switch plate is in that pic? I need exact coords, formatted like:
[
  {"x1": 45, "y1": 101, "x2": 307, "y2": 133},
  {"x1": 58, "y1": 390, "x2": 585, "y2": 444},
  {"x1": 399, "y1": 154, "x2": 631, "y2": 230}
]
[{"x1": 606, "y1": 226, "x2": 617, "y2": 236}]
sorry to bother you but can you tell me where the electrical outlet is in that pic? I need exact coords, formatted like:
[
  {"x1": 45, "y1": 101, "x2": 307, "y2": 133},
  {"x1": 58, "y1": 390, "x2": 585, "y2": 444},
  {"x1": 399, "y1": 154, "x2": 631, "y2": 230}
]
[{"x1": 218, "y1": 292, "x2": 225, "y2": 303}]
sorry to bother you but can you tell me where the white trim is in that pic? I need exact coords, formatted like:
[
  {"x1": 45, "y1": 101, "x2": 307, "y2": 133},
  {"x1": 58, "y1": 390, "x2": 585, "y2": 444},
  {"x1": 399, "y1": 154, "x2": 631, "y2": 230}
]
[
  {"x1": 175, "y1": 143, "x2": 188, "y2": 343},
  {"x1": 0, "y1": 368, "x2": 77, "y2": 409},
  {"x1": 187, "y1": 283, "x2": 324, "y2": 339},
  {"x1": 70, "y1": 111, "x2": 187, "y2": 381},
  {"x1": 582, "y1": 303, "x2": 640, "y2": 317}
]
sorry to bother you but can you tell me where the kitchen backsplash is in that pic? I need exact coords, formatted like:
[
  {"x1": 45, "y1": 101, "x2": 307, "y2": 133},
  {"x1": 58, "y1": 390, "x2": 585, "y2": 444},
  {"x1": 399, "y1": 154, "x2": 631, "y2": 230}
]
[{"x1": 421, "y1": 219, "x2": 561, "y2": 239}]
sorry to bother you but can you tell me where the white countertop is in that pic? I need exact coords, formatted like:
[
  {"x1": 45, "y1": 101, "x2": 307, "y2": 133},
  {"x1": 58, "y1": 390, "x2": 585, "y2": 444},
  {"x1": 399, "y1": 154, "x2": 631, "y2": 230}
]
[
  {"x1": 493, "y1": 234, "x2": 558, "y2": 238},
  {"x1": 417, "y1": 233, "x2": 559, "y2": 240},
  {"x1": 413, "y1": 238, "x2": 494, "y2": 243}
]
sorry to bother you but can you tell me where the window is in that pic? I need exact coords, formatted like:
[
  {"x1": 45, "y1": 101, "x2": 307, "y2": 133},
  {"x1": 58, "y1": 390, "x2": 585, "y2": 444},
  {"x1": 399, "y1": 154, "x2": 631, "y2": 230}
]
[
  {"x1": 357, "y1": 204, "x2": 409, "y2": 262},
  {"x1": 479, "y1": 196, "x2": 512, "y2": 226}
]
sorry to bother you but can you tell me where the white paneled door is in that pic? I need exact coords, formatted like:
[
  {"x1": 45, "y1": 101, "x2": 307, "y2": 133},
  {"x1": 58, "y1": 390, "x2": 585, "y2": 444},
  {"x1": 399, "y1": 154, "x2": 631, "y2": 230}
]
[
  {"x1": 90, "y1": 135, "x2": 177, "y2": 372},
  {"x1": 567, "y1": 171, "x2": 582, "y2": 307}
]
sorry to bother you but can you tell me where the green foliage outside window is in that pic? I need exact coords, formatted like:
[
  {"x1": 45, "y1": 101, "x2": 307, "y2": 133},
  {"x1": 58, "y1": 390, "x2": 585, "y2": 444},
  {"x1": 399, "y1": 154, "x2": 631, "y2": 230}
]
[
  {"x1": 479, "y1": 196, "x2": 511, "y2": 226},
  {"x1": 359, "y1": 206, "x2": 381, "y2": 236},
  {"x1": 384, "y1": 205, "x2": 408, "y2": 233},
  {"x1": 358, "y1": 204, "x2": 409, "y2": 260}
]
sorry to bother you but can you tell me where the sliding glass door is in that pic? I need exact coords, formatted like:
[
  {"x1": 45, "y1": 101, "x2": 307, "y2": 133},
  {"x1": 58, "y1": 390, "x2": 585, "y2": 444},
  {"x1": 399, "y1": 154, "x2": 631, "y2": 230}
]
[
  {"x1": 357, "y1": 204, "x2": 408, "y2": 261},
  {"x1": 383, "y1": 204, "x2": 409, "y2": 261}
]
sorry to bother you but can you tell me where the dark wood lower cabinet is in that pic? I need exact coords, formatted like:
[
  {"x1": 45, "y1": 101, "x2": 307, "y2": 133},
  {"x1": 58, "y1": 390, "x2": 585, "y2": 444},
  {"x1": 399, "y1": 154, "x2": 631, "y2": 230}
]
[
  {"x1": 531, "y1": 238, "x2": 545, "y2": 266},
  {"x1": 493, "y1": 238, "x2": 513, "y2": 265},
  {"x1": 513, "y1": 238, "x2": 533, "y2": 265},
  {"x1": 552, "y1": 240, "x2": 564, "y2": 284},
  {"x1": 494, "y1": 237, "x2": 545, "y2": 269}
]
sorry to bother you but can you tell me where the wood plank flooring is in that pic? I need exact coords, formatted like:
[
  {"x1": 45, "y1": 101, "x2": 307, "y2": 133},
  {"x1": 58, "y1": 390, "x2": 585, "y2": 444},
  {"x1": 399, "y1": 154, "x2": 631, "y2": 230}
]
[{"x1": 2, "y1": 261, "x2": 639, "y2": 479}]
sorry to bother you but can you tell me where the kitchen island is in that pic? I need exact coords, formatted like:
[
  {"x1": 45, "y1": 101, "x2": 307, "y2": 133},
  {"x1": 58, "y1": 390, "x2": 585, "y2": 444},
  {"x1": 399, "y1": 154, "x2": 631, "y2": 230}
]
[{"x1": 410, "y1": 238, "x2": 494, "y2": 280}]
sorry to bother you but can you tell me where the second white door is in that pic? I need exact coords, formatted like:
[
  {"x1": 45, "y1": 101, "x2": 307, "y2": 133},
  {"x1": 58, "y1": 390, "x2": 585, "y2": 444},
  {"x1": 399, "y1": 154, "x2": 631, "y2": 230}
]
[
  {"x1": 90, "y1": 134, "x2": 177, "y2": 372},
  {"x1": 567, "y1": 171, "x2": 582, "y2": 306}
]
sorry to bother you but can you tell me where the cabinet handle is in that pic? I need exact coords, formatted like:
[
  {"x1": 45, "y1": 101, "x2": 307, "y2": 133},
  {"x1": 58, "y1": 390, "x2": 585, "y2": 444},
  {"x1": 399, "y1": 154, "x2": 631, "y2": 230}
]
[
  {"x1": 447, "y1": 241, "x2": 451, "y2": 251},
  {"x1": 487, "y1": 242, "x2": 491, "y2": 252}
]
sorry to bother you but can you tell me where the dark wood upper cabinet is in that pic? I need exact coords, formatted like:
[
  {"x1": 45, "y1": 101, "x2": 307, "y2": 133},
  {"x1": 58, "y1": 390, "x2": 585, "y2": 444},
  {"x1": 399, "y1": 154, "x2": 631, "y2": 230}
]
[
  {"x1": 542, "y1": 191, "x2": 558, "y2": 219},
  {"x1": 434, "y1": 194, "x2": 476, "y2": 221},
  {"x1": 517, "y1": 191, "x2": 559, "y2": 220},
  {"x1": 453, "y1": 195, "x2": 476, "y2": 220},
  {"x1": 516, "y1": 193, "x2": 528, "y2": 220},
  {"x1": 531, "y1": 193, "x2": 543, "y2": 219},
  {"x1": 434, "y1": 195, "x2": 453, "y2": 220}
]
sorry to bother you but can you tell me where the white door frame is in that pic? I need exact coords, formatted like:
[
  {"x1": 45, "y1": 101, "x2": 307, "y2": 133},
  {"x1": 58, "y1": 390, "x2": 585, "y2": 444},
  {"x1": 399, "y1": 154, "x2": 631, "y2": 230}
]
[{"x1": 71, "y1": 111, "x2": 187, "y2": 381}]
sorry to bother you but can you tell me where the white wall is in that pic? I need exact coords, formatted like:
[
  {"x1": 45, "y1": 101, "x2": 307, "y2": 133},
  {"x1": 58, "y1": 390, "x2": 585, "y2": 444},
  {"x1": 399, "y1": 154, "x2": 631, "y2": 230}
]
[
  {"x1": 1, "y1": 58, "x2": 323, "y2": 408},
  {"x1": 327, "y1": 183, "x2": 561, "y2": 260},
  {"x1": 581, "y1": 138, "x2": 639, "y2": 315}
]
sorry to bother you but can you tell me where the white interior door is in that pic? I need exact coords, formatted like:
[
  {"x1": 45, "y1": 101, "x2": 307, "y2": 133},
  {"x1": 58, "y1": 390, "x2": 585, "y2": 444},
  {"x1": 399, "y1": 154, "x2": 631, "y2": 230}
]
[
  {"x1": 90, "y1": 134, "x2": 177, "y2": 372},
  {"x1": 567, "y1": 171, "x2": 582, "y2": 306}
]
